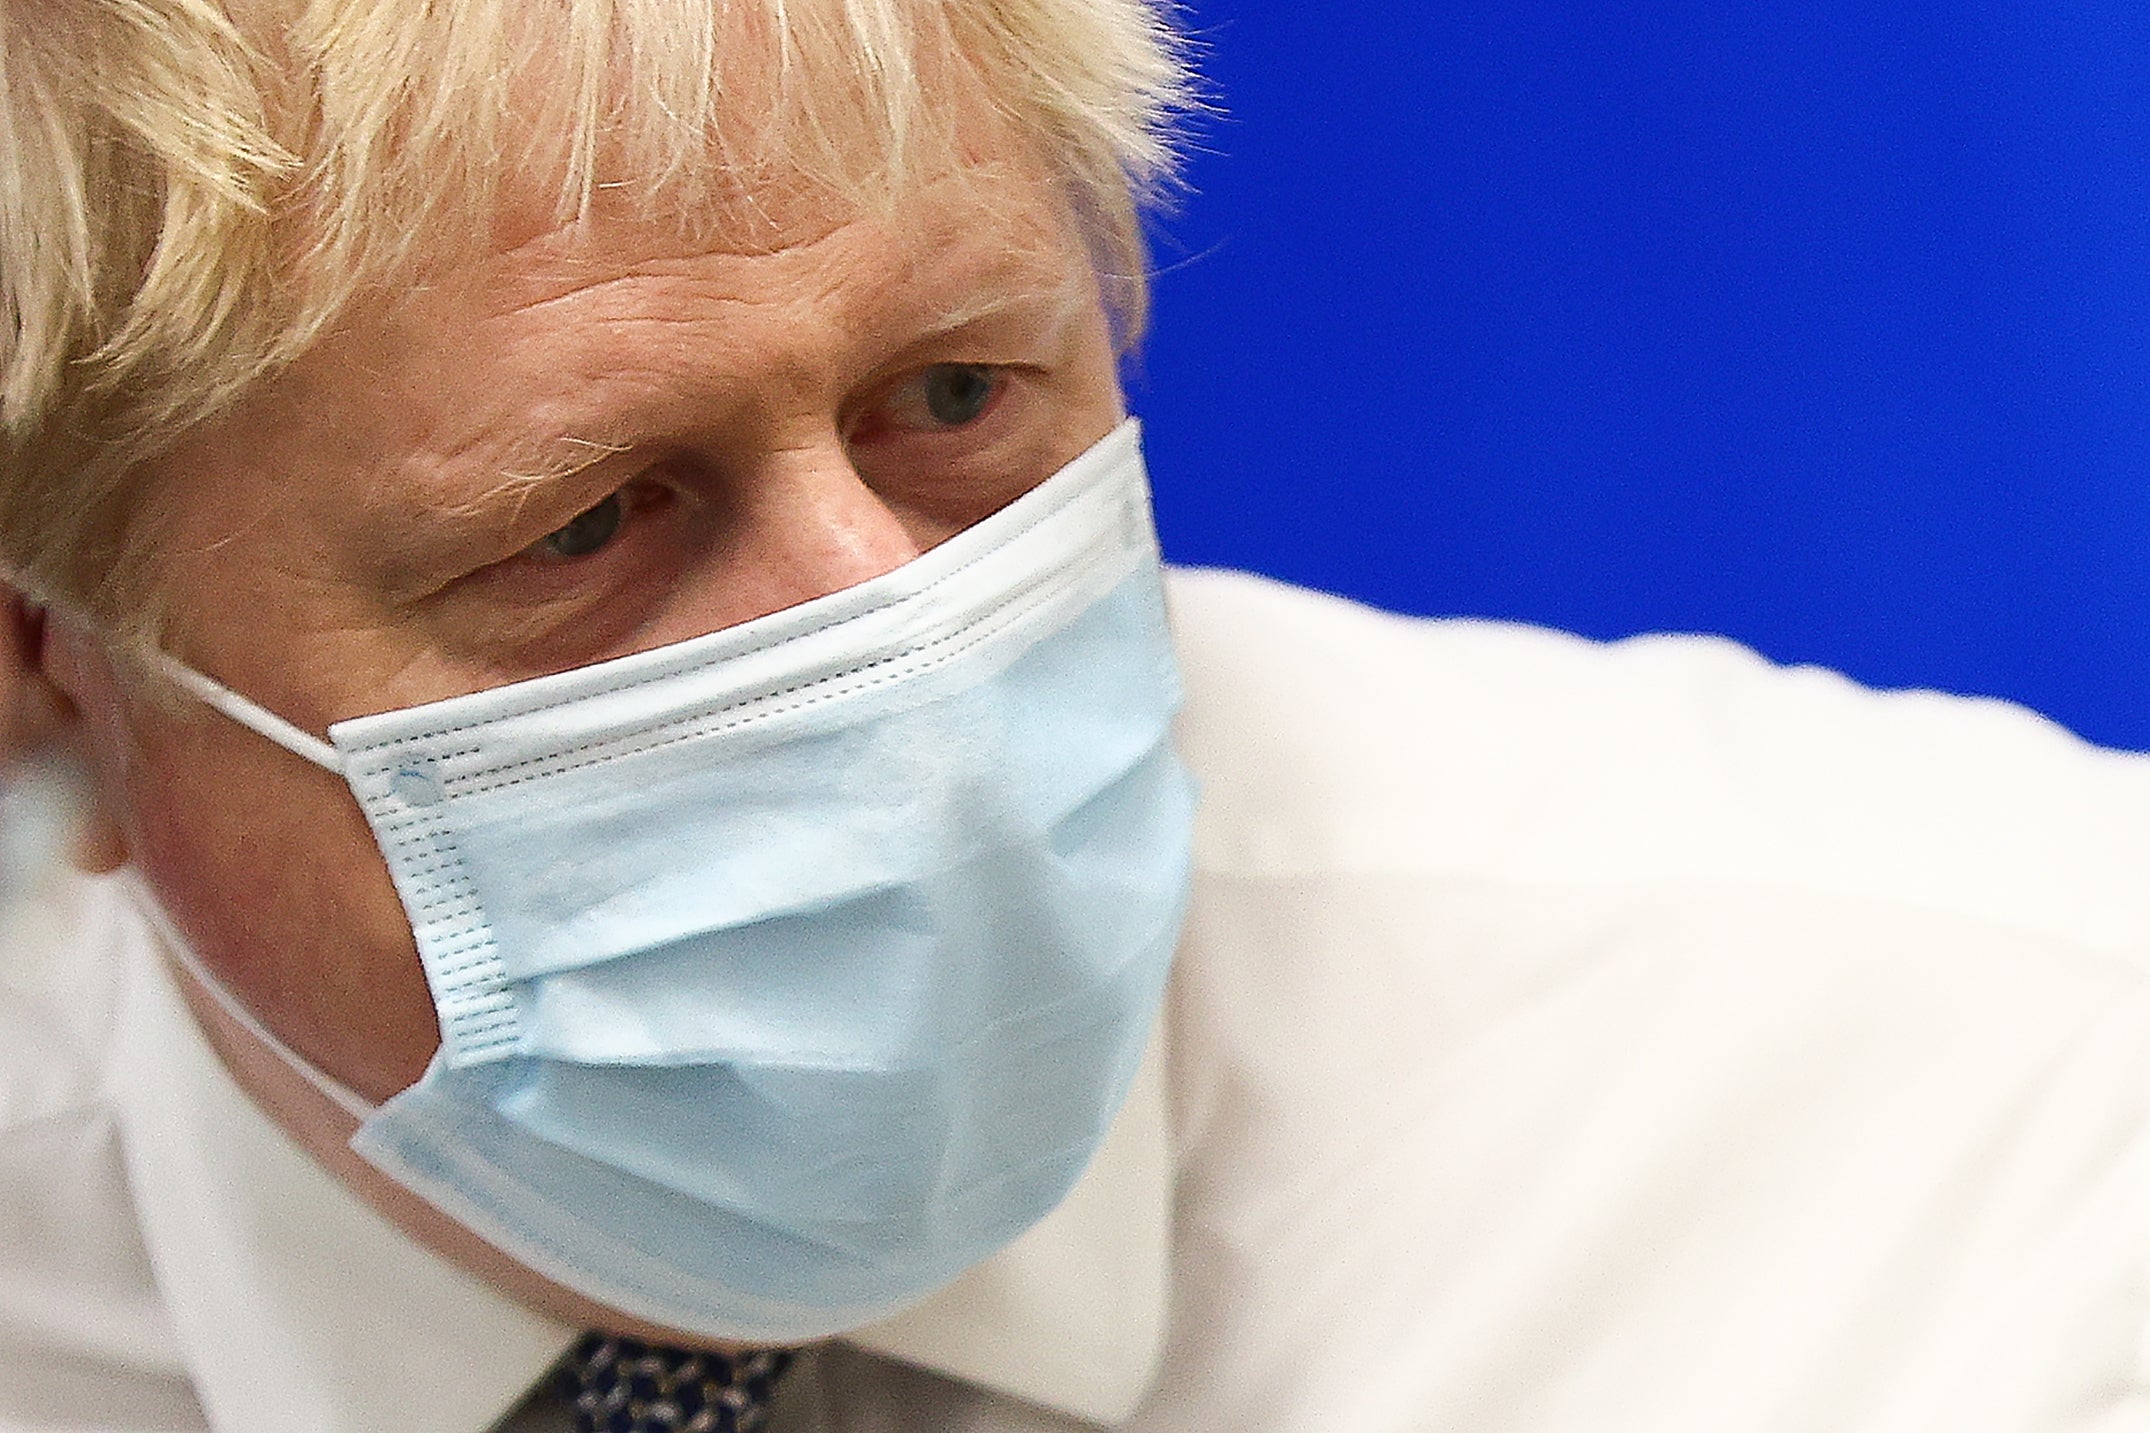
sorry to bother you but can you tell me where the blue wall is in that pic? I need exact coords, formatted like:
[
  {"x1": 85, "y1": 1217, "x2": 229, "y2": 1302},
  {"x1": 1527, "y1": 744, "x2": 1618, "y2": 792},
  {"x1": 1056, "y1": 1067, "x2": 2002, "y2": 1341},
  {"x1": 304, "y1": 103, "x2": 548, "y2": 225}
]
[{"x1": 1135, "y1": 3, "x2": 2150, "y2": 749}]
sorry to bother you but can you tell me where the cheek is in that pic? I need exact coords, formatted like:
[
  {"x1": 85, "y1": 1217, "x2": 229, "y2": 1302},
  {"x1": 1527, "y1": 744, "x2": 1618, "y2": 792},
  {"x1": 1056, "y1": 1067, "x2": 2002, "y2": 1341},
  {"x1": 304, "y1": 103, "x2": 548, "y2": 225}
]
[{"x1": 115, "y1": 699, "x2": 443, "y2": 1102}]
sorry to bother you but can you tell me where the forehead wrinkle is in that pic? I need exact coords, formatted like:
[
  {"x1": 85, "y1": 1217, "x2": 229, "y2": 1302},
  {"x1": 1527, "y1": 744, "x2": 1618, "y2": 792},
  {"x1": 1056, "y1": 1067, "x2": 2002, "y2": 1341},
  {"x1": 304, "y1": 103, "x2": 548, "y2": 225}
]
[
  {"x1": 477, "y1": 155, "x2": 1083, "y2": 335},
  {"x1": 464, "y1": 266, "x2": 860, "y2": 423},
  {"x1": 479, "y1": 214, "x2": 861, "y2": 325}
]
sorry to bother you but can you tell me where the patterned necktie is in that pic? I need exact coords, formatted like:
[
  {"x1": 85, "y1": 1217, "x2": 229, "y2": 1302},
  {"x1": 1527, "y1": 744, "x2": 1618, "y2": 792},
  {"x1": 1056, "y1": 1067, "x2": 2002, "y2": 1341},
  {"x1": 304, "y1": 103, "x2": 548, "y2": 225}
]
[{"x1": 556, "y1": 1333, "x2": 795, "y2": 1433}]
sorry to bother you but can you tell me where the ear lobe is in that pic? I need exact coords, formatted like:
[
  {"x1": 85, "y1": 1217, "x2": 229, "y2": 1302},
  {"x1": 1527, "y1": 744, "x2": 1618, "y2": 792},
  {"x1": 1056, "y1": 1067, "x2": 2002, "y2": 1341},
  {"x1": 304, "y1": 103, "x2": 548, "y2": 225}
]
[{"x1": 1, "y1": 588, "x2": 130, "y2": 873}]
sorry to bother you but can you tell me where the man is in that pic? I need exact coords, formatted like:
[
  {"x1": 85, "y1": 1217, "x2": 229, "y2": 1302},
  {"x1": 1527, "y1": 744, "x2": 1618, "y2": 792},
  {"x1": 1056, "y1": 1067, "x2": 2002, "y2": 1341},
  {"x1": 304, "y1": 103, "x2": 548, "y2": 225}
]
[{"x1": 9, "y1": 3, "x2": 2150, "y2": 1431}]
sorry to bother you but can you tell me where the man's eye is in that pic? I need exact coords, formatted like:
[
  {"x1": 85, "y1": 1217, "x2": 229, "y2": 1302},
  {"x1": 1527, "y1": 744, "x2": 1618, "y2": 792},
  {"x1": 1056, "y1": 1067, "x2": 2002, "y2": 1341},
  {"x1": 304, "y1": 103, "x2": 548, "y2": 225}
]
[
  {"x1": 858, "y1": 364, "x2": 1007, "y2": 443},
  {"x1": 920, "y1": 364, "x2": 998, "y2": 426},
  {"x1": 531, "y1": 492, "x2": 624, "y2": 560}
]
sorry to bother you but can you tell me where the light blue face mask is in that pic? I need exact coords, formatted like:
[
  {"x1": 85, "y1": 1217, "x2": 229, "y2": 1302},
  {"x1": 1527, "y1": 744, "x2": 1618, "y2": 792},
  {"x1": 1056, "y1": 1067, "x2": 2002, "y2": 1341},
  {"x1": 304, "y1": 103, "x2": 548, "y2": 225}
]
[{"x1": 157, "y1": 420, "x2": 1196, "y2": 1344}]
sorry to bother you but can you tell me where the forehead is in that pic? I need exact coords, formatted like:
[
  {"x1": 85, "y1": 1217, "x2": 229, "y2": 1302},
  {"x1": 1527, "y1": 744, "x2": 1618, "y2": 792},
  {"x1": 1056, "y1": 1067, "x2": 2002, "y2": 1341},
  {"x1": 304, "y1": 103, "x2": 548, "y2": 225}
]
[
  {"x1": 483, "y1": 148, "x2": 1077, "y2": 311},
  {"x1": 322, "y1": 149, "x2": 1089, "y2": 420}
]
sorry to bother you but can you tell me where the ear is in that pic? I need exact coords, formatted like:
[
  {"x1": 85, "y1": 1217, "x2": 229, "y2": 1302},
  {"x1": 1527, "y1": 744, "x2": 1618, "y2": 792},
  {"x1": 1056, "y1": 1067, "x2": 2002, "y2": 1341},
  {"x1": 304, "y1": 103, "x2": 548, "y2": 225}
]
[{"x1": 1, "y1": 588, "x2": 130, "y2": 873}]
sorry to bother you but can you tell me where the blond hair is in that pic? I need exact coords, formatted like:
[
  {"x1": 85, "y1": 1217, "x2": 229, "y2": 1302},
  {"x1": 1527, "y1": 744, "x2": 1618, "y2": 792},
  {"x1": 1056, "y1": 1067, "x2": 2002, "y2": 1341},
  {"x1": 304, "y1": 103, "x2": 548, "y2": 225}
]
[{"x1": 0, "y1": 0, "x2": 1195, "y2": 638}]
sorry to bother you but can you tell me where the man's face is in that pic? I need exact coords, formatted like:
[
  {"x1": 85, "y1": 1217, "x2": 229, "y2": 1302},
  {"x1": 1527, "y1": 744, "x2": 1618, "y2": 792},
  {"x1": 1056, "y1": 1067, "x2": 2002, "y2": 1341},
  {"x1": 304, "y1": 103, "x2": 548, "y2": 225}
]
[{"x1": 54, "y1": 153, "x2": 1125, "y2": 1127}]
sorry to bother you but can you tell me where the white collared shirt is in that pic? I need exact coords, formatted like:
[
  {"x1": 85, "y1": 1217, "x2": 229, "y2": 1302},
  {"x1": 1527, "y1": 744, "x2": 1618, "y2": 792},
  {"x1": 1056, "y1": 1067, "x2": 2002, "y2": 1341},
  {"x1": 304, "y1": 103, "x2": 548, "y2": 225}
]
[{"x1": 12, "y1": 569, "x2": 2150, "y2": 1430}]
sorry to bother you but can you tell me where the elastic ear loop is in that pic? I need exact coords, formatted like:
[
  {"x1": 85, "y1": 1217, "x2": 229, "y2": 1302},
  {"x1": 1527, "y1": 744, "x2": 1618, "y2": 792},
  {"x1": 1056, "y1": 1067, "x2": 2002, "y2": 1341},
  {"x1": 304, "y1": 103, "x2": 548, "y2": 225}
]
[
  {"x1": 125, "y1": 870, "x2": 379, "y2": 1124},
  {"x1": 135, "y1": 666, "x2": 380, "y2": 1121},
  {"x1": 154, "y1": 656, "x2": 346, "y2": 774}
]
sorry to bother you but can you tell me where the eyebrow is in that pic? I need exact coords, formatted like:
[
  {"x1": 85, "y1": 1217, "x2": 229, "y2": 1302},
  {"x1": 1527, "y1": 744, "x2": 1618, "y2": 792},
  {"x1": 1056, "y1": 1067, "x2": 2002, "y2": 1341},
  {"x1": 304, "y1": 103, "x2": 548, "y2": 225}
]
[
  {"x1": 482, "y1": 435, "x2": 632, "y2": 505},
  {"x1": 389, "y1": 435, "x2": 631, "y2": 553},
  {"x1": 903, "y1": 266, "x2": 1093, "y2": 348},
  {"x1": 366, "y1": 432, "x2": 636, "y2": 595}
]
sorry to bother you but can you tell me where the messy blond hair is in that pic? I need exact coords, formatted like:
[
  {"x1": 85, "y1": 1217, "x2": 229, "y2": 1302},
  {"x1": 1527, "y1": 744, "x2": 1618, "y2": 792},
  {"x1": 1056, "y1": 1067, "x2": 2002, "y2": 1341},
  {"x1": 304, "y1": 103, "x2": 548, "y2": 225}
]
[{"x1": 0, "y1": 0, "x2": 1194, "y2": 639}]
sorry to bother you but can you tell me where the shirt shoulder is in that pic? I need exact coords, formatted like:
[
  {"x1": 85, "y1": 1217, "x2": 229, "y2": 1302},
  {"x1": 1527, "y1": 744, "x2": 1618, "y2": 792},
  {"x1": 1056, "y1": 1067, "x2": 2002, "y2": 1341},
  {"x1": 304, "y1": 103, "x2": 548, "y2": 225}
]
[
  {"x1": 1154, "y1": 571, "x2": 2150, "y2": 1432},
  {"x1": 1164, "y1": 566, "x2": 2150, "y2": 954}
]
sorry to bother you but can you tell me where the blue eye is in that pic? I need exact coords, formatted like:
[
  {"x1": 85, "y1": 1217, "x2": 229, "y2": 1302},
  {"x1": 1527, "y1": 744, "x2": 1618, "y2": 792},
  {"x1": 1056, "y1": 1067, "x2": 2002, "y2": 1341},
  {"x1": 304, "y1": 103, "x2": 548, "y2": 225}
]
[
  {"x1": 921, "y1": 365, "x2": 998, "y2": 425},
  {"x1": 534, "y1": 492, "x2": 623, "y2": 559}
]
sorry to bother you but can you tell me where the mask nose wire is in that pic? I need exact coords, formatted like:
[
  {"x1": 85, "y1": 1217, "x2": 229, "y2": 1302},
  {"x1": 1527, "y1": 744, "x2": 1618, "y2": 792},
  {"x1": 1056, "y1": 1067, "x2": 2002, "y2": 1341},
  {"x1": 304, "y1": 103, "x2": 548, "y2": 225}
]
[{"x1": 153, "y1": 655, "x2": 348, "y2": 775}]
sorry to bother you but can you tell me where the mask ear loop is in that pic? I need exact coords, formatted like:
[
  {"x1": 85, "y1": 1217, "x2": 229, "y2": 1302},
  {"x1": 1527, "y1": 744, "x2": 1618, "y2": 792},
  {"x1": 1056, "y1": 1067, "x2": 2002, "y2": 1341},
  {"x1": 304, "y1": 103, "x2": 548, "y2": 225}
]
[
  {"x1": 125, "y1": 870, "x2": 380, "y2": 1124},
  {"x1": 137, "y1": 659, "x2": 379, "y2": 1119},
  {"x1": 154, "y1": 656, "x2": 347, "y2": 774}
]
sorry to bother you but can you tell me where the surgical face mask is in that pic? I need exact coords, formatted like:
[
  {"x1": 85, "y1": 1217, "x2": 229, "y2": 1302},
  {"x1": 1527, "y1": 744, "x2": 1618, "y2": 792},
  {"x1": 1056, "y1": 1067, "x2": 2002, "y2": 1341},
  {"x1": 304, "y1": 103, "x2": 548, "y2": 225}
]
[{"x1": 154, "y1": 420, "x2": 1196, "y2": 1344}]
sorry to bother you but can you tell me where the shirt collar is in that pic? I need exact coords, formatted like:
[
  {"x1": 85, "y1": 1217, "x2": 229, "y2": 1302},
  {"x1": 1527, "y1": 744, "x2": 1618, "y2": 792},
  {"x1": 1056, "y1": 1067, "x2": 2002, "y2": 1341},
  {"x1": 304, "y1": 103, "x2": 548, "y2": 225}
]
[{"x1": 103, "y1": 879, "x2": 1171, "y2": 1432}]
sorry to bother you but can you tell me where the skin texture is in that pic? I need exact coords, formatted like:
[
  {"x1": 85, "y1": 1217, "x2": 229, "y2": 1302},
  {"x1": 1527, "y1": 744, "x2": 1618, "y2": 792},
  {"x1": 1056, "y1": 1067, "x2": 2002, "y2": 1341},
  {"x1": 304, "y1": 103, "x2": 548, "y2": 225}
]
[{"x1": 20, "y1": 146, "x2": 1126, "y2": 1347}]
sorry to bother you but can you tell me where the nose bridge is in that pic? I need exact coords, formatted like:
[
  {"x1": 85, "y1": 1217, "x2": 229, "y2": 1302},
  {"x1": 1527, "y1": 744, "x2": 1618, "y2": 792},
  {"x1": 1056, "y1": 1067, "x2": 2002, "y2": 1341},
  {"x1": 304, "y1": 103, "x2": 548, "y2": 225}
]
[{"x1": 743, "y1": 434, "x2": 925, "y2": 605}]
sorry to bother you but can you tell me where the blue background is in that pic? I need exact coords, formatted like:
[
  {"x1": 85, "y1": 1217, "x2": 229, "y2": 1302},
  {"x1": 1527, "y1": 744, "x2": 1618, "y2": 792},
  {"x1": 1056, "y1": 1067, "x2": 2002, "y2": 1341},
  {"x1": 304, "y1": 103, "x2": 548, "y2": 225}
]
[{"x1": 1132, "y1": 3, "x2": 2150, "y2": 749}]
